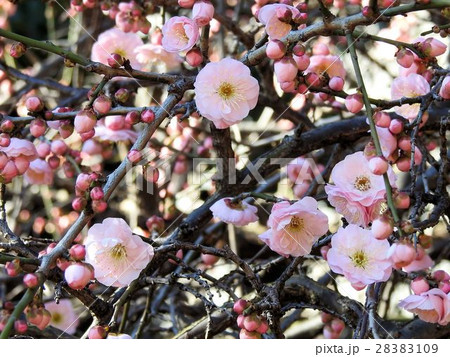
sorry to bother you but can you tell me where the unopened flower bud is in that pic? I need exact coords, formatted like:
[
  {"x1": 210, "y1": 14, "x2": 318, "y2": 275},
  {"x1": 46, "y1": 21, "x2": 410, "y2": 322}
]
[
  {"x1": 69, "y1": 244, "x2": 86, "y2": 260},
  {"x1": 107, "y1": 53, "x2": 125, "y2": 68},
  {"x1": 91, "y1": 199, "x2": 108, "y2": 213},
  {"x1": 90, "y1": 186, "x2": 104, "y2": 201},
  {"x1": 10, "y1": 42, "x2": 27, "y2": 58},
  {"x1": 115, "y1": 88, "x2": 130, "y2": 103},
  {"x1": 140, "y1": 109, "x2": 155, "y2": 124},
  {"x1": 25, "y1": 96, "x2": 44, "y2": 112},
  {"x1": 88, "y1": 326, "x2": 107, "y2": 339},
  {"x1": 23, "y1": 273, "x2": 39, "y2": 288},
  {"x1": 145, "y1": 215, "x2": 165, "y2": 233}
]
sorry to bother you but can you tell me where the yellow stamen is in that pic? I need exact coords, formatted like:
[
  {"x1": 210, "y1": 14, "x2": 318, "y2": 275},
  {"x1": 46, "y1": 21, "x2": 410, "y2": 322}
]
[
  {"x1": 114, "y1": 48, "x2": 127, "y2": 58},
  {"x1": 217, "y1": 82, "x2": 236, "y2": 100},
  {"x1": 52, "y1": 313, "x2": 62, "y2": 324},
  {"x1": 110, "y1": 243, "x2": 127, "y2": 261},
  {"x1": 350, "y1": 250, "x2": 369, "y2": 269},
  {"x1": 287, "y1": 216, "x2": 305, "y2": 233},
  {"x1": 354, "y1": 175, "x2": 371, "y2": 191}
]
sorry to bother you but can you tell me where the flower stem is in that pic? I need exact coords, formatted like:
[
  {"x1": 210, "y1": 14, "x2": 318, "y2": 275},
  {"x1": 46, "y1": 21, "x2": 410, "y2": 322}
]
[
  {"x1": 0, "y1": 28, "x2": 89, "y2": 66},
  {"x1": 345, "y1": 31, "x2": 402, "y2": 229},
  {"x1": 0, "y1": 287, "x2": 38, "y2": 339},
  {"x1": 0, "y1": 253, "x2": 40, "y2": 265}
]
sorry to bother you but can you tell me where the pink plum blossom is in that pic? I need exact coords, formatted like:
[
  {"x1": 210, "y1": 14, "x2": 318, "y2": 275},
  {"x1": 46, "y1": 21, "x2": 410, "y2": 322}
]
[
  {"x1": 398, "y1": 288, "x2": 447, "y2": 325},
  {"x1": 91, "y1": 28, "x2": 144, "y2": 69},
  {"x1": 94, "y1": 118, "x2": 138, "y2": 143},
  {"x1": 192, "y1": 1, "x2": 214, "y2": 27},
  {"x1": 24, "y1": 159, "x2": 53, "y2": 185},
  {"x1": 391, "y1": 73, "x2": 430, "y2": 120},
  {"x1": 0, "y1": 138, "x2": 37, "y2": 162},
  {"x1": 85, "y1": 217, "x2": 154, "y2": 287},
  {"x1": 161, "y1": 16, "x2": 199, "y2": 53},
  {"x1": 45, "y1": 299, "x2": 79, "y2": 334},
  {"x1": 209, "y1": 197, "x2": 258, "y2": 226},
  {"x1": 414, "y1": 36, "x2": 447, "y2": 58},
  {"x1": 194, "y1": 58, "x2": 259, "y2": 129},
  {"x1": 327, "y1": 224, "x2": 392, "y2": 288},
  {"x1": 258, "y1": 197, "x2": 328, "y2": 257},
  {"x1": 257, "y1": 4, "x2": 300, "y2": 40},
  {"x1": 325, "y1": 185, "x2": 380, "y2": 227},
  {"x1": 0, "y1": 138, "x2": 38, "y2": 178},
  {"x1": 325, "y1": 151, "x2": 397, "y2": 227},
  {"x1": 135, "y1": 43, "x2": 182, "y2": 72},
  {"x1": 326, "y1": 151, "x2": 396, "y2": 208},
  {"x1": 306, "y1": 55, "x2": 346, "y2": 79}
]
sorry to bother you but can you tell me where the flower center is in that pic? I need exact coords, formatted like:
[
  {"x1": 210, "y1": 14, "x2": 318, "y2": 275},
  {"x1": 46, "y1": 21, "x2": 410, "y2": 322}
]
[
  {"x1": 52, "y1": 312, "x2": 62, "y2": 324},
  {"x1": 110, "y1": 243, "x2": 127, "y2": 261},
  {"x1": 350, "y1": 250, "x2": 369, "y2": 269},
  {"x1": 354, "y1": 175, "x2": 371, "y2": 191},
  {"x1": 407, "y1": 90, "x2": 420, "y2": 98},
  {"x1": 217, "y1": 82, "x2": 236, "y2": 100},
  {"x1": 175, "y1": 25, "x2": 189, "y2": 43},
  {"x1": 114, "y1": 48, "x2": 127, "y2": 58},
  {"x1": 224, "y1": 198, "x2": 244, "y2": 211},
  {"x1": 287, "y1": 216, "x2": 304, "y2": 232}
]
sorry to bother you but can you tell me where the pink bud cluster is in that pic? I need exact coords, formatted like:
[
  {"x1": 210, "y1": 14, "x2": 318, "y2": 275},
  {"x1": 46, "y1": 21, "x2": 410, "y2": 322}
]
[
  {"x1": 398, "y1": 270, "x2": 450, "y2": 325},
  {"x1": 268, "y1": 43, "x2": 348, "y2": 105},
  {"x1": 25, "y1": 306, "x2": 52, "y2": 331},
  {"x1": 233, "y1": 299, "x2": 269, "y2": 339},
  {"x1": 394, "y1": 37, "x2": 447, "y2": 86},
  {"x1": 0, "y1": 142, "x2": 35, "y2": 183},
  {"x1": 115, "y1": 1, "x2": 151, "y2": 34},
  {"x1": 321, "y1": 313, "x2": 345, "y2": 339},
  {"x1": 72, "y1": 172, "x2": 107, "y2": 213},
  {"x1": 410, "y1": 271, "x2": 450, "y2": 295},
  {"x1": 36, "y1": 241, "x2": 93, "y2": 290},
  {"x1": 49, "y1": 106, "x2": 75, "y2": 139},
  {"x1": 388, "y1": 238, "x2": 433, "y2": 273},
  {"x1": 74, "y1": 109, "x2": 97, "y2": 140},
  {"x1": 0, "y1": 96, "x2": 63, "y2": 183},
  {"x1": 124, "y1": 108, "x2": 155, "y2": 126},
  {"x1": 366, "y1": 190, "x2": 410, "y2": 241}
]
